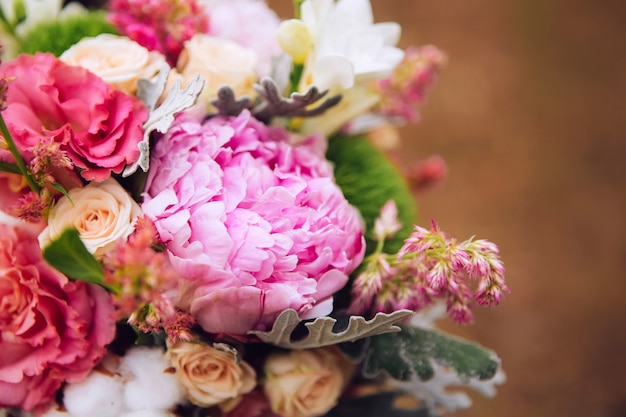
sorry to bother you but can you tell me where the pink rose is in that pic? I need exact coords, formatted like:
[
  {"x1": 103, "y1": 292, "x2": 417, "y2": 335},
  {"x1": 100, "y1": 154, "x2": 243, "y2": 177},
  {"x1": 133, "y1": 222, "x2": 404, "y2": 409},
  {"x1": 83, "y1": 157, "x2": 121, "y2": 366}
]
[
  {"x1": 0, "y1": 216, "x2": 116, "y2": 411},
  {"x1": 142, "y1": 111, "x2": 365, "y2": 335},
  {"x1": 0, "y1": 53, "x2": 147, "y2": 182}
]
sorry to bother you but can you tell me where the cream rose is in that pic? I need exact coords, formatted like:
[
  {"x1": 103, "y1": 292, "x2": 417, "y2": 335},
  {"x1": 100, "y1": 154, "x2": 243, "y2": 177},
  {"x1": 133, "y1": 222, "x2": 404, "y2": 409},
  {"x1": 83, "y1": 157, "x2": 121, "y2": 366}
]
[
  {"x1": 38, "y1": 178, "x2": 141, "y2": 258},
  {"x1": 263, "y1": 347, "x2": 354, "y2": 417},
  {"x1": 177, "y1": 34, "x2": 257, "y2": 107},
  {"x1": 60, "y1": 34, "x2": 167, "y2": 95},
  {"x1": 167, "y1": 342, "x2": 257, "y2": 410}
]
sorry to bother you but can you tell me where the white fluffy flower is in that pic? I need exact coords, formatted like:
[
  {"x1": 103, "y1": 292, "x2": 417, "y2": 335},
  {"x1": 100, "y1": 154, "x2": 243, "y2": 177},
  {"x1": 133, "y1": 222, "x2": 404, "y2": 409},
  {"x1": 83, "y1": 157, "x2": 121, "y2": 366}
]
[
  {"x1": 64, "y1": 371, "x2": 125, "y2": 417},
  {"x1": 58, "y1": 347, "x2": 184, "y2": 417},
  {"x1": 120, "y1": 347, "x2": 186, "y2": 412}
]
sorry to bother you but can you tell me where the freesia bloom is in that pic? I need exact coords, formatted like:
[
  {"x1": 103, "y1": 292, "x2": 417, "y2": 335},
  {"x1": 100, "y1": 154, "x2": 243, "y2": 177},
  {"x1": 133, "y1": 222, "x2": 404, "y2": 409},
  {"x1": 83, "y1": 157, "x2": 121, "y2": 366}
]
[
  {"x1": 142, "y1": 110, "x2": 365, "y2": 334},
  {"x1": 60, "y1": 34, "x2": 167, "y2": 95},
  {"x1": 0, "y1": 213, "x2": 115, "y2": 412},
  {"x1": 300, "y1": 0, "x2": 404, "y2": 91},
  {"x1": 38, "y1": 179, "x2": 142, "y2": 259},
  {"x1": 263, "y1": 347, "x2": 354, "y2": 417},
  {"x1": 0, "y1": 53, "x2": 147, "y2": 181}
]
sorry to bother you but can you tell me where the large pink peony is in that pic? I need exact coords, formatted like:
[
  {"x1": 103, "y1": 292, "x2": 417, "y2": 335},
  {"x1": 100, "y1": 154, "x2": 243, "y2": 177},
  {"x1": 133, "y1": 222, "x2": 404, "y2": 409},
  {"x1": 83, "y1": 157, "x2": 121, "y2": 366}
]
[
  {"x1": 0, "y1": 214, "x2": 116, "y2": 411},
  {"x1": 0, "y1": 53, "x2": 147, "y2": 182},
  {"x1": 142, "y1": 111, "x2": 365, "y2": 334}
]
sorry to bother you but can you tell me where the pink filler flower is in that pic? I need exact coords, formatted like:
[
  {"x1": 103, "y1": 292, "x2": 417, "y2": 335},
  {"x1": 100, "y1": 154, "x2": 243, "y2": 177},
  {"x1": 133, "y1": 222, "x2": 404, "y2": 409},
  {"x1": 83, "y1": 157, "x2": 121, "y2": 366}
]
[
  {"x1": 0, "y1": 53, "x2": 147, "y2": 182},
  {"x1": 0, "y1": 217, "x2": 116, "y2": 411},
  {"x1": 142, "y1": 111, "x2": 365, "y2": 334}
]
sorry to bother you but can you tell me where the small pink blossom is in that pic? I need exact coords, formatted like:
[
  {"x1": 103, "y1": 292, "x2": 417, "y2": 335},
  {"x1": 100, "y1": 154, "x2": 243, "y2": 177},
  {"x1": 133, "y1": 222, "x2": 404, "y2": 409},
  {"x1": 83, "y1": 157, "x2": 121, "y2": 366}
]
[
  {"x1": 377, "y1": 45, "x2": 446, "y2": 124},
  {"x1": 142, "y1": 110, "x2": 365, "y2": 334},
  {"x1": 0, "y1": 53, "x2": 147, "y2": 182},
  {"x1": 0, "y1": 218, "x2": 116, "y2": 412},
  {"x1": 373, "y1": 199, "x2": 403, "y2": 242}
]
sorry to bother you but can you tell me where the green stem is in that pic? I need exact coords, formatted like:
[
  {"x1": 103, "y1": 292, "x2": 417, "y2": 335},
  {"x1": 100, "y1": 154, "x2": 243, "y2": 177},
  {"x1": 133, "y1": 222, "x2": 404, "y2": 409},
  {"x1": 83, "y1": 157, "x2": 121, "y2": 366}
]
[
  {"x1": 292, "y1": 0, "x2": 305, "y2": 19},
  {"x1": 289, "y1": 63, "x2": 304, "y2": 94},
  {"x1": 0, "y1": 113, "x2": 40, "y2": 193}
]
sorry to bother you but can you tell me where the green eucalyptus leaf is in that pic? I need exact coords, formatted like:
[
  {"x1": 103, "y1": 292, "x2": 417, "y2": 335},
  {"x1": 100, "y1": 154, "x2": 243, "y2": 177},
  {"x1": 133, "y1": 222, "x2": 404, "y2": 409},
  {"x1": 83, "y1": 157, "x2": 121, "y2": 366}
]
[
  {"x1": 362, "y1": 326, "x2": 500, "y2": 382},
  {"x1": 42, "y1": 227, "x2": 116, "y2": 293}
]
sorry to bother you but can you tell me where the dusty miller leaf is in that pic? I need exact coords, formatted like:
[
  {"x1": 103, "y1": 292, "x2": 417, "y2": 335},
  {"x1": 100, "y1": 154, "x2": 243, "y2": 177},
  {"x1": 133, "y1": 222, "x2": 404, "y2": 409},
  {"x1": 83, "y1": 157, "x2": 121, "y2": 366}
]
[
  {"x1": 252, "y1": 77, "x2": 342, "y2": 122},
  {"x1": 248, "y1": 309, "x2": 413, "y2": 349},
  {"x1": 210, "y1": 85, "x2": 252, "y2": 116},
  {"x1": 360, "y1": 326, "x2": 500, "y2": 382},
  {"x1": 123, "y1": 68, "x2": 205, "y2": 177},
  {"x1": 393, "y1": 362, "x2": 507, "y2": 413}
]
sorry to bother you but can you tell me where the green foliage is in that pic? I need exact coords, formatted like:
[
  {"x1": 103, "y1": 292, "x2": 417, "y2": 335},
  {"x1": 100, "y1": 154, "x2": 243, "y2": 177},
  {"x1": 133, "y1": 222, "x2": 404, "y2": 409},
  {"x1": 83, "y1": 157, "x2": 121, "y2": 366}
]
[
  {"x1": 42, "y1": 227, "x2": 117, "y2": 293},
  {"x1": 342, "y1": 326, "x2": 500, "y2": 382},
  {"x1": 326, "y1": 135, "x2": 417, "y2": 255},
  {"x1": 17, "y1": 11, "x2": 117, "y2": 56}
]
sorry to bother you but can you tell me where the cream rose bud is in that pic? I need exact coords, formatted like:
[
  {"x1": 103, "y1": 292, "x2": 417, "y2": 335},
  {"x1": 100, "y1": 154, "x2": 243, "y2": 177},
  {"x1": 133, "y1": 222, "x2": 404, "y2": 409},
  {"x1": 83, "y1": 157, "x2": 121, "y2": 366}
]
[
  {"x1": 39, "y1": 179, "x2": 141, "y2": 259},
  {"x1": 177, "y1": 34, "x2": 257, "y2": 106},
  {"x1": 263, "y1": 347, "x2": 354, "y2": 417},
  {"x1": 60, "y1": 34, "x2": 167, "y2": 95},
  {"x1": 167, "y1": 342, "x2": 257, "y2": 409}
]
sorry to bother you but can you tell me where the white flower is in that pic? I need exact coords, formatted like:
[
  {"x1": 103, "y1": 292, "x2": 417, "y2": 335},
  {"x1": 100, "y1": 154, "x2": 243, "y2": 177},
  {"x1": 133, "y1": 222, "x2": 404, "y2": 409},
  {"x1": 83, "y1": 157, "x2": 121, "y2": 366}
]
[
  {"x1": 64, "y1": 371, "x2": 125, "y2": 417},
  {"x1": 60, "y1": 34, "x2": 167, "y2": 95},
  {"x1": 300, "y1": 0, "x2": 404, "y2": 91}
]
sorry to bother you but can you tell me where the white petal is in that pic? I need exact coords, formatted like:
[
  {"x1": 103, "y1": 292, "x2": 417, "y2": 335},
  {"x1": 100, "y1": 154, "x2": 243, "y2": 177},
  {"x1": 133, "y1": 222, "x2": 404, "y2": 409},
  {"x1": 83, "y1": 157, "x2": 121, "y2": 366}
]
[{"x1": 312, "y1": 54, "x2": 355, "y2": 90}]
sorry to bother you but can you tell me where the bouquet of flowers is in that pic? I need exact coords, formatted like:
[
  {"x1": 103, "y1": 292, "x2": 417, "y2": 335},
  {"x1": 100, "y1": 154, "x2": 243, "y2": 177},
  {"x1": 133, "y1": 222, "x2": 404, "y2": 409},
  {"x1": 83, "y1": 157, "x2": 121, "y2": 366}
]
[{"x1": 0, "y1": 0, "x2": 510, "y2": 416}]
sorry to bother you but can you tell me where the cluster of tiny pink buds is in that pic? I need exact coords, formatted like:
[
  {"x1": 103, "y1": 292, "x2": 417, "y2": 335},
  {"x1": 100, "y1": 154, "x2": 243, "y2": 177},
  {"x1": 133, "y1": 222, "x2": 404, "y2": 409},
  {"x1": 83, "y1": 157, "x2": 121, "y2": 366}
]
[
  {"x1": 29, "y1": 136, "x2": 73, "y2": 185},
  {"x1": 376, "y1": 45, "x2": 446, "y2": 124},
  {"x1": 11, "y1": 190, "x2": 48, "y2": 222},
  {"x1": 350, "y1": 201, "x2": 508, "y2": 324},
  {"x1": 104, "y1": 216, "x2": 195, "y2": 342},
  {"x1": 108, "y1": 0, "x2": 209, "y2": 66}
]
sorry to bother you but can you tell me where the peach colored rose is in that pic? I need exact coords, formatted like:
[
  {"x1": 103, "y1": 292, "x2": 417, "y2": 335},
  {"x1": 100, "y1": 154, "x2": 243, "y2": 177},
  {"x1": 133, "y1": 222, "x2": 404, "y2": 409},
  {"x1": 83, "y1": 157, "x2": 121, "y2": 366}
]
[
  {"x1": 38, "y1": 179, "x2": 141, "y2": 258},
  {"x1": 167, "y1": 342, "x2": 256, "y2": 409},
  {"x1": 263, "y1": 347, "x2": 354, "y2": 417},
  {"x1": 176, "y1": 34, "x2": 257, "y2": 107},
  {"x1": 60, "y1": 34, "x2": 167, "y2": 95}
]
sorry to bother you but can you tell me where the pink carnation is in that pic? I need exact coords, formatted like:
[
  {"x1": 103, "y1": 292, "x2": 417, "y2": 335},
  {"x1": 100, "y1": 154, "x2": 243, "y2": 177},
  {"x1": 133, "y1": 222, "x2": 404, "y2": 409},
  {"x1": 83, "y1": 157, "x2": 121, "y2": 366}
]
[
  {"x1": 0, "y1": 53, "x2": 147, "y2": 182},
  {"x1": 142, "y1": 111, "x2": 365, "y2": 334},
  {"x1": 204, "y1": 0, "x2": 282, "y2": 77},
  {"x1": 0, "y1": 217, "x2": 116, "y2": 411}
]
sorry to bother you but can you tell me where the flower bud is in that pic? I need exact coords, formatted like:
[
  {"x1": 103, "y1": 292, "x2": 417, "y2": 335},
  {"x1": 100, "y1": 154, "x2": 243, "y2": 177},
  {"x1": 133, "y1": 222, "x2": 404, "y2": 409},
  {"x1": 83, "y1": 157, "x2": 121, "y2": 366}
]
[{"x1": 276, "y1": 19, "x2": 312, "y2": 65}]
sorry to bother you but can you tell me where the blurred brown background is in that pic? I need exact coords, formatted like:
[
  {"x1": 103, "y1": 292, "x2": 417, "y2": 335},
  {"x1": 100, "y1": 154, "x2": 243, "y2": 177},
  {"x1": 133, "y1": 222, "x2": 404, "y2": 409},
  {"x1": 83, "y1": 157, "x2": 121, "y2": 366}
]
[{"x1": 268, "y1": 1, "x2": 626, "y2": 416}]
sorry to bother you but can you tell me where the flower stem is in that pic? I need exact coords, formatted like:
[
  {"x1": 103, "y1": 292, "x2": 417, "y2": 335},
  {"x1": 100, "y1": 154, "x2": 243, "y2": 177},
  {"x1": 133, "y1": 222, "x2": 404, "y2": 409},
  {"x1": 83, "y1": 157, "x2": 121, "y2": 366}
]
[
  {"x1": 292, "y1": 0, "x2": 305, "y2": 19},
  {"x1": 0, "y1": 113, "x2": 40, "y2": 193}
]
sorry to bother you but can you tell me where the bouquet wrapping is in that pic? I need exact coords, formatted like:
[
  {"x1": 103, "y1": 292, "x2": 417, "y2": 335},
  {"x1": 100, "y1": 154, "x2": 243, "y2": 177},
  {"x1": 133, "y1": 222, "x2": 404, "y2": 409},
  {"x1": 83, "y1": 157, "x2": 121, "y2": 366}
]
[{"x1": 0, "y1": 1, "x2": 509, "y2": 416}]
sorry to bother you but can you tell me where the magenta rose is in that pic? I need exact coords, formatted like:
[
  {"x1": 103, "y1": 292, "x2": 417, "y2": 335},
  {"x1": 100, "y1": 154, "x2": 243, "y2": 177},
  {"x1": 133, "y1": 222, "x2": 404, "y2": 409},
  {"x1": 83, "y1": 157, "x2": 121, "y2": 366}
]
[
  {"x1": 0, "y1": 215, "x2": 116, "y2": 411},
  {"x1": 0, "y1": 53, "x2": 147, "y2": 182},
  {"x1": 142, "y1": 111, "x2": 365, "y2": 335}
]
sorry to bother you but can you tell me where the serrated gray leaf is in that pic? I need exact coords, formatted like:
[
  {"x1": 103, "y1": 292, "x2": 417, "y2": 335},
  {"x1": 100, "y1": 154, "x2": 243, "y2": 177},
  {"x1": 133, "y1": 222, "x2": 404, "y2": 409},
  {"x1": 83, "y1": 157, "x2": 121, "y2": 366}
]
[
  {"x1": 248, "y1": 309, "x2": 413, "y2": 349},
  {"x1": 123, "y1": 70, "x2": 205, "y2": 177},
  {"x1": 252, "y1": 77, "x2": 342, "y2": 122}
]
